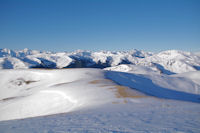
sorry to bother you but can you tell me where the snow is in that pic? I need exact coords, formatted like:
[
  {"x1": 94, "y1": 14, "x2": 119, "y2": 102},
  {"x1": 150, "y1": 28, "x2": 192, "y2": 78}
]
[
  {"x1": 0, "y1": 69, "x2": 117, "y2": 121},
  {"x1": 105, "y1": 65, "x2": 200, "y2": 95},
  {"x1": 0, "y1": 48, "x2": 200, "y2": 132},
  {"x1": 106, "y1": 70, "x2": 200, "y2": 103},
  {"x1": 172, "y1": 71, "x2": 200, "y2": 86},
  {"x1": 0, "y1": 68, "x2": 200, "y2": 132},
  {"x1": 1, "y1": 48, "x2": 200, "y2": 74},
  {"x1": 138, "y1": 50, "x2": 200, "y2": 74},
  {"x1": 0, "y1": 57, "x2": 27, "y2": 69},
  {"x1": 0, "y1": 99, "x2": 200, "y2": 133},
  {"x1": 104, "y1": 64, "x2": 160, "y2": 74}
]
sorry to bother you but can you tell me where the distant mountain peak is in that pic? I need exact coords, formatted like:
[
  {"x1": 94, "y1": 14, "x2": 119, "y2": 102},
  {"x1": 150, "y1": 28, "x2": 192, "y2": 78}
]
[{"x1": 0, "y1": 48, "x2": 199, "y2": 74}]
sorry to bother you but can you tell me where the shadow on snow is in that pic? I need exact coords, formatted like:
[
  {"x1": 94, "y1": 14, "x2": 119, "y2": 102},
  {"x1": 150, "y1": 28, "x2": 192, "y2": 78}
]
[{"x1": 106, "y1": 71, "x2": 200, "y2": 103}]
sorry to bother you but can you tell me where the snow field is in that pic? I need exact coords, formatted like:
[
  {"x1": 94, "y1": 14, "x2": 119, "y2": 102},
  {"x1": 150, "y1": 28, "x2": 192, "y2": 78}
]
[
  {"x1": 0, "y1": 68, "x2": 200, "y2": 132},
  {"x1": 0, "y1": 69, "x2": 119, "y2": 121}
]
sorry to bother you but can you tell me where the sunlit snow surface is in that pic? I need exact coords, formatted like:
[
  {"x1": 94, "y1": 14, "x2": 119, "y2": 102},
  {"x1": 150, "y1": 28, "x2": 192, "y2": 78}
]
[
  {"x1": 0, "y1": 68, "x2": 200, "y2": 133},
  {"x1": 0, "y1": 69, "x2": 116, "y2": 121}
]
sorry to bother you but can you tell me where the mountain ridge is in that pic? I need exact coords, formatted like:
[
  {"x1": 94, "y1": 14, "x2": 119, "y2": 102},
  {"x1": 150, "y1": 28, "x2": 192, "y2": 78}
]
[{"x1": 0, "y1": 48, "x2": 200, "y2": 74}]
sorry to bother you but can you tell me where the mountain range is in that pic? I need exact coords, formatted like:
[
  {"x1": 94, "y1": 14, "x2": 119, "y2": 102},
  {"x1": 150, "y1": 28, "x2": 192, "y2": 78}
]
[{"x1": 0, "y1": 48, "x2": 200, "y2": 74}]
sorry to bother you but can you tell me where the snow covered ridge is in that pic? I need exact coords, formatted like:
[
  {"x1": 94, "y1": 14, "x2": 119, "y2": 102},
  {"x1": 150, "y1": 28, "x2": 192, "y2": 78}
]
[{"x1": 0, "y1": 48, "x2": 200, "y2": 74}]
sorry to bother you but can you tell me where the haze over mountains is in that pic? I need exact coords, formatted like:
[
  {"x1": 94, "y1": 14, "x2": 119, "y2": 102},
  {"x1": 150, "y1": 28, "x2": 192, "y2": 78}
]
[{"x1": 0, "y1": 48, "x2": 200, "y2": 74}]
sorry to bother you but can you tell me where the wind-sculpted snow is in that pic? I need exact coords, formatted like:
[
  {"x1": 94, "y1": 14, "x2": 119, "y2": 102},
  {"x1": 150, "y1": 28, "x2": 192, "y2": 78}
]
[
  {"x1": 1, "y1": 48, "x2": 199, "y2": 74},
  {"x1": 106, "y1": 71, "x2": 200, "y2": 103}
]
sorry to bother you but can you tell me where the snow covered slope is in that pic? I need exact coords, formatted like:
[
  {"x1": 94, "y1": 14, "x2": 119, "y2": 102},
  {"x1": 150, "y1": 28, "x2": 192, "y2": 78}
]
[
  {"x1": 0, "y1": 68, "x2": 200, "y2": 121},
  {"x1": 1, "y1": 48, "x2": 200, "y2": 74},
  {"x1": 106, "y1": 70, "x2": 200, "y2": 103},
  {"x1": 0, "y1": 68, "x2": 200, "y2": 132},
  {"x1": 0, "y1": 69, "x2": 118, "y2": 121},
  {"x1": 139, "y1": 50, "x2": 200, "y2": 74}
]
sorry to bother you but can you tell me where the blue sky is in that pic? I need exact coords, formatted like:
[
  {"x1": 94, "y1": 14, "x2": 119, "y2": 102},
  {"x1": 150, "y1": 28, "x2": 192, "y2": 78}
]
[{"x1": 0, "y1": 0, "x2": 199, "y2": 52}]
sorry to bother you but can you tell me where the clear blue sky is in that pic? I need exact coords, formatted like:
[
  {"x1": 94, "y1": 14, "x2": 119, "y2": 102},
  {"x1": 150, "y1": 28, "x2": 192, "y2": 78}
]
[{"x1": 0, "y1": 0, "x2": 200, "y2": 52}]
